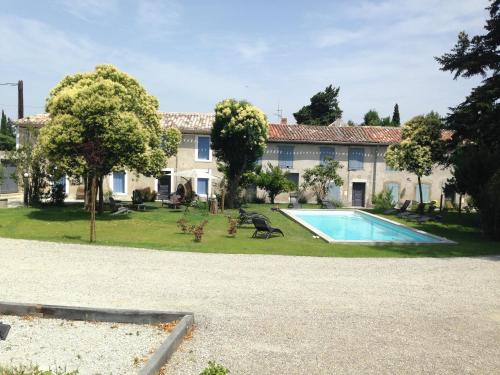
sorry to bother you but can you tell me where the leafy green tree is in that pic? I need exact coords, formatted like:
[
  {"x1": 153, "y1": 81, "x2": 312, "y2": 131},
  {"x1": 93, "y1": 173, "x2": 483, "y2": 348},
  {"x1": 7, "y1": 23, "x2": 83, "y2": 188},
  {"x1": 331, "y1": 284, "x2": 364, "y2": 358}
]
[
  {"x1": 392, "y1": 103, "x2": 401, "y2": 126},
  {"x1": 385, "y1": 113, "x2": 444, "y2": 210},
  {"x1": 39, "y1": 64, "x2": 169, "y2": 242},
  {"x1": 293, "y1": 84, "x2": 342, "y2": 125},
  {"x1": 161, "y1": 127, "x2": 182, "y2": 159},
  {"x1": 435, "y1": 0, "x2": 500, "y2": 238},
  {"x1": 301, "y1": 157, "x2": 343, "y2": 203},
  {"x1": 0, "y1": 110, "x2": 16, "y2": 151},
  {"x1": 380, "y1": 116, "x2": 392, "y2": 126},
  {"x1": 252, "y1": 162, "x2": 296, "y2": 204},
  {"x1": 211, "y1": 99, "x2": 268, "y2": 208},
  {"x1": 363, "y1": 110, "x2": 381, "y2": 126}
]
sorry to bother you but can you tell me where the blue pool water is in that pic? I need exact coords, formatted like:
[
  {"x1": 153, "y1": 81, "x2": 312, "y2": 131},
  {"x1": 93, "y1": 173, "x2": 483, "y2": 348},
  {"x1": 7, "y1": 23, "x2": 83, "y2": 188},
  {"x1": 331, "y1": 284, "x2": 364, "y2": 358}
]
[{"x1": 290, "y1": 210, "x2": 448, "y2": 243}]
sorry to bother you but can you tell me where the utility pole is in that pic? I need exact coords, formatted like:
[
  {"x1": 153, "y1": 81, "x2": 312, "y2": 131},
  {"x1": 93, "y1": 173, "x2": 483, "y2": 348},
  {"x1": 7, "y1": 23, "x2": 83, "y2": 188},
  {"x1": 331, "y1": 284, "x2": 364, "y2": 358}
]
[{"x1": 18, "y1": 80, "x2": 24, "y2": 119}]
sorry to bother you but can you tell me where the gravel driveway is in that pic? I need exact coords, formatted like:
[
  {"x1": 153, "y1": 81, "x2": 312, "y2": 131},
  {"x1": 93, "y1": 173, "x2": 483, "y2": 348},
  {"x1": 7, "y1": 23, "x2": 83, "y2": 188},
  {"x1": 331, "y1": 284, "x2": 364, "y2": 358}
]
[{"x1": 1, "y1": 238, "x2": 499, "y2": 374}]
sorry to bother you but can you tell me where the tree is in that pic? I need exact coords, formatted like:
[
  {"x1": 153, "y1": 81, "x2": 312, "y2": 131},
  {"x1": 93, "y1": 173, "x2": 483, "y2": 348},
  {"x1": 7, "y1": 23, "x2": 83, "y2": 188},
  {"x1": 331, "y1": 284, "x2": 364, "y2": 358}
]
[
  {"x1": 435, "y1": 0, "x2": 500, "y2": 238},
  {"x1": 293, "y1": 85, "x2": 342, "y2": 125},
  {"x1": 392, "y1": 103, "x2": 401, "y2": 126},
  {"x1": 211, "y1": 99, "x2": 268, "y2": 208},
  {"x1": 385, "y1": 113, "x2": 444, "y2": 211},
  {"x1": 363, "y1": 110, "x2": 381, "y2": 126},
  {"x1": 0, "y1": 110, "x2": 16, "y2": 151},
  {"x1": 380, "y1": 116, "x2": 392, "y2": 126},
  {"x1": 39, "y1": 64, "x2": 169, "y2": 242},
  {"x1": 252, "y1": 162, "x2": 296, "y2": 204},
  {"x1": 161, "y1": 127, "x2": 182, "y2": 159},
  {"x1": 301, "y1": 157, "x2": 343, "y2": 203}
]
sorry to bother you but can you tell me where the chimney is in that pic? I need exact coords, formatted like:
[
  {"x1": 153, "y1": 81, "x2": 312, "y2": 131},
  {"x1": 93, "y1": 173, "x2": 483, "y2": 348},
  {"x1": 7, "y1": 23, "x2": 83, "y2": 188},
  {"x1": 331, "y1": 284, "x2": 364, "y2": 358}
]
[{"x1": 280, "y1": 117, "x2": 287, "y2": 125}]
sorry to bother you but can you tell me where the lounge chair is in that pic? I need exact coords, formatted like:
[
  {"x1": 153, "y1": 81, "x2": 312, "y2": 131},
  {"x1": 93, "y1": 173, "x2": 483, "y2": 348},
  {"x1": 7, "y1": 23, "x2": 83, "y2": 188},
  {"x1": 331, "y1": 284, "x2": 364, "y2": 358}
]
[
  {"x1": 397, "y1": 202, "x2": 424, "y2": 218},
  {"x1": 414, "y1": 208, "x2": 448, "y2": 223},
  {"x1": 109, "y1": 197, "x2": 130, "y2": 215},
  {"x1": 239, "y1": 208, "x2": 269, "y2": 225},
  {"x1": 385, "y1": 200, "x2": 411, "y2": 215},
  {"x1": 165, "y1": 194, "x2": 184, "y2": 209},
  {"x1": 321, "y1": 201, "x2": 337, "y2": 209},
  {"x1": 131, "y1": 190, "x2": 146, "y2": 211},
  {"x1": 251, "y1": 217, "x2": 284, "y2": 239}
]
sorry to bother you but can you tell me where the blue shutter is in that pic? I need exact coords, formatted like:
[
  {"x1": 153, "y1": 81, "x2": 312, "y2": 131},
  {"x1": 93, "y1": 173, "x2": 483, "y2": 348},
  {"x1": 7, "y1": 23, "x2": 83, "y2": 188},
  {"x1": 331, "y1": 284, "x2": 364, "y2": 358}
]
[
  {"x1": 113, "y1": 172, "x2": 125, "y2": 193},
  {"x1": 278, "y1": 146, "x2": 294, "y2": 169},
  {"x1": 386, "y1": 183, "x2": 400, "y2": 204},
  {"x1": 349, "y1": 148, "x2": 364, "y2": 170},
  {"x1": 197, "y1": 178, "x2": 209, "y2": 195},
  {"x1": 320, "y1": 147, "x2": 335, "y2": 165},
  {"x1": 197, "y1": 136, "x2": 210, "y2": 160},
  {"x1": 416, "y1": 184, "x2": 430, "y2": 203}
]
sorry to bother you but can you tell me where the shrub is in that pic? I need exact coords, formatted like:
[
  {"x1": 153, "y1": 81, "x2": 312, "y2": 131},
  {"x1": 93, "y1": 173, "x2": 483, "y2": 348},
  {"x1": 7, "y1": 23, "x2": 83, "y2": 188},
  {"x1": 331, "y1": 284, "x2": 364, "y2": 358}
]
[
  {"x1": 199, "y1": 361, "x2": 230, "y2": 375},
  {"x1": 132, "y1": 187, "x2": 156, "y2": 203},
  {"x1": 227, "y1": 217, "x2": 239, "y2": 236},
  {"x1": 176, "y1": 218, "x2": 190, "y2": 233},
  {"x1": 191, "y1": 220, "x2": 209, "y2": 242},
  {"x1": 297, "y1": 189, "x2": 308, "y2": 204},
  {"x1": 253, "y1": 194, "x2": 266, "y2": 204},
  {"x1": 49, "y1": 183, "x2": 66, "y2": 206},
  {"x1": 372, "y1": 189, "x2": 394, "y2": 210}
]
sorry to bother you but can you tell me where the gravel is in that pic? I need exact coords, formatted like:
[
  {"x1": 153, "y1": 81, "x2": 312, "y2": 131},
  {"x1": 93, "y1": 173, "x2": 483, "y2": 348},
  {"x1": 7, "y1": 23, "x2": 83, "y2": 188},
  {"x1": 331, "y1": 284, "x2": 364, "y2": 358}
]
[
  {"x1": 0, "y1": 315, "x2": 171, "y2": 374},
  {"x1": 0, "y1": 238, "x2": 499, "y2": 375}
]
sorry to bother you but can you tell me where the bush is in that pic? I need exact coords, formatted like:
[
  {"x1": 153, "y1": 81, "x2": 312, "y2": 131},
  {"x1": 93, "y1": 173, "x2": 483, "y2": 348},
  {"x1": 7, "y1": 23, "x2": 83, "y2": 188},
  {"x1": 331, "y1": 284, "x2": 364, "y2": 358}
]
[
  {"x1": 50, "y1": 183, "x2": 66, "y2": 206},
  {"x1": 372, "y1": 189, "x2": 394, "y2": 210},
  {"x1": 253, "y1": 194, "x2": 266, "y2": 204},
  {"x1": 297, "y1": 190, "x2": 308, "y2": 204},
  {"x1": 191, "y1": 220, "x2": 209, "y2": 242},
  {"x1": 176, "y1": 218, "x2": 190, "y2": 233},
  {"x1": 132, "y1": 187, "x2": 156, "y2": 203},
  {"x1": 199, "y1": 361, "x2": 230, "y2": 375},
  {"x1": 227, "y1": 217, "x2": 239, "y2": 236}
]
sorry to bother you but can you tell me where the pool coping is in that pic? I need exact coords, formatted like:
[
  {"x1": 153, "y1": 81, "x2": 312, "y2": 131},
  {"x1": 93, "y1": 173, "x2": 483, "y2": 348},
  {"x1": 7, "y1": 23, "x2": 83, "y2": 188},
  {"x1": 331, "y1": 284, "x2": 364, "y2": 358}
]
[{"x1": 280, "y1": 209, "x2": 456, "y2": 245}]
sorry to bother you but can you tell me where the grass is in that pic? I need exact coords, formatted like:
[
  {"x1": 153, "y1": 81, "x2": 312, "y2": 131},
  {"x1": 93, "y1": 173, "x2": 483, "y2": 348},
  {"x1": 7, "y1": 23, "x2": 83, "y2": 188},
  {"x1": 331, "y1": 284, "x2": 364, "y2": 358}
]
[
  {"x1": 0, "y1": 365, "x2": 78, "y2": 375},
  {"x1": 0, "y1": 202, "x2": 498, "y2": 258}
]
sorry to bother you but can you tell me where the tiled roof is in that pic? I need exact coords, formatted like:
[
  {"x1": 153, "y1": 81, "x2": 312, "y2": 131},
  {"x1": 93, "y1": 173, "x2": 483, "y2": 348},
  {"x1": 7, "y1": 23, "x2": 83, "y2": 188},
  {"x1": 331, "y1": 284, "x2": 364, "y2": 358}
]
[
  {"x1": 16, "y1": 112, "x2": 452, "y2": 145},
  {"x1": 160, "y1": 112, "x2": 214, "y2": 134},
  {"x1": 268, "y1": 124, "x2": 404, "y2": 145}
]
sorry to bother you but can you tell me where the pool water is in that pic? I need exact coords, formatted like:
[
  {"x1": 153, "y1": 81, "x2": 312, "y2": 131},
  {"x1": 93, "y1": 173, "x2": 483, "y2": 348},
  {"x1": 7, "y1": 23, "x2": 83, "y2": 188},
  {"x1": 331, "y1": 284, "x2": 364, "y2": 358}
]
[{"x1": 287, "y1": 210, "x2": 451, "y2": 243}]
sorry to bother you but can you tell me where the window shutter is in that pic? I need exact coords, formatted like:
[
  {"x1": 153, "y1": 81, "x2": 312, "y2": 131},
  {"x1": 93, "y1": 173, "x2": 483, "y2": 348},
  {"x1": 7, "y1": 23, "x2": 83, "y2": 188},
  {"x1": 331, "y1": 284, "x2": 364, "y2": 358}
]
[
  {"x1": 320, "y1": 147, "x2": 335, "y2": 165},
  {"x1": 278, "y1": 146, "x2": 294, "y2": 169},
  {"x1": 197, "y1": 137, "x2": 210, "y2": 160},
  {"x1": 386, "y1": 183, "x2": 400, "y2": 204},
  {"x1": 349, "y1": 148, "x2": 364, "y2": 170}
]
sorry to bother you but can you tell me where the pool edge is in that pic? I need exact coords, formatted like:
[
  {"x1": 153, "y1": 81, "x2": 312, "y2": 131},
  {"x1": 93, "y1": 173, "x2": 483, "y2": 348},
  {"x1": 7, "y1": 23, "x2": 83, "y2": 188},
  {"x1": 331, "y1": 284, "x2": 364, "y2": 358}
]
[{"x1": 280, "y1": 209, "x2": 457, "y2": 245}]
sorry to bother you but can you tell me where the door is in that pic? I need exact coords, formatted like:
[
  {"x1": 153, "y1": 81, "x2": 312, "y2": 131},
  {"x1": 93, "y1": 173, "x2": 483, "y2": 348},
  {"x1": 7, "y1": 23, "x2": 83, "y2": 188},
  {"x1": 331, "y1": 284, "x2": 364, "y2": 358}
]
[
  {"x1": 352, "y1": 182, "x2": 365, "y2": 207},
  {"x1": 157, "y1": 172, "x2": 171, "y2": 198}
]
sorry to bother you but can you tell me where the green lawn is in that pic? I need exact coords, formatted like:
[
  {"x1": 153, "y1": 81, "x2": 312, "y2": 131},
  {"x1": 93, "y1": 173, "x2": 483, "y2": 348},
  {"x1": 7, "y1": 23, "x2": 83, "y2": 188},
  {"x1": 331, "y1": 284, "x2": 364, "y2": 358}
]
[{"x1": 0, "y1": 203, "x2": 498, "y2": 258}]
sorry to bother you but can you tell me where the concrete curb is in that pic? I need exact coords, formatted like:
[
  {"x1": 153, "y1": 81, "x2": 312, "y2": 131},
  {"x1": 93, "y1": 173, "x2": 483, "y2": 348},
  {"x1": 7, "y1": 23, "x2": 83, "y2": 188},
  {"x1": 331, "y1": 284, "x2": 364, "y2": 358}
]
[{"x1": 0, "y1": 301, "x2": 194, "y2": 375}]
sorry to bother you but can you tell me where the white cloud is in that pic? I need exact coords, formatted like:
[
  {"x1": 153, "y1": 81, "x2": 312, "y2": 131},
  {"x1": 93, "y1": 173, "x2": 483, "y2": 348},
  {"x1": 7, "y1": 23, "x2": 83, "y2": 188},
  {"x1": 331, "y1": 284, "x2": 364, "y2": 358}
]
[
  {"x1": 235, "y1": 40, "x2": 270, "y2": 61},
  {"x1": 137, "y1": 0, "x2": 182, "y2": 30},
  {"x1": 56, "y1": 0, "x2": 118, "y2": 22}
]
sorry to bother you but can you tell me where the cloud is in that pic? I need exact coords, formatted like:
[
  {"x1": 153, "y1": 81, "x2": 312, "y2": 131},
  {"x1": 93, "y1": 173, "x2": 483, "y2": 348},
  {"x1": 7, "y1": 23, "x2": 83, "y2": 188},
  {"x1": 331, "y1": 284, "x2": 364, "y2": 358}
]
[
  {"x1": 234, "y1": 40, "x2": 270, "y2": 61},
  {"x1": 56, "y1": 0, "x2": 118, "y2": 22},
  {"x1": 137, "y1": 0, "x2": 182, "y2": 31}
]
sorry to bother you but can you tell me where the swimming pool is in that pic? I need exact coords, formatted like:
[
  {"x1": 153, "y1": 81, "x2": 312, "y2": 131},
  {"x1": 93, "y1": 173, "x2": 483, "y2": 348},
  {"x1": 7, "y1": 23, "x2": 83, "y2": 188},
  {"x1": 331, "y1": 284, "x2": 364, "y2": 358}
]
[{"x1": 281, "y1": 209, "x2": 454, "y2": 244}]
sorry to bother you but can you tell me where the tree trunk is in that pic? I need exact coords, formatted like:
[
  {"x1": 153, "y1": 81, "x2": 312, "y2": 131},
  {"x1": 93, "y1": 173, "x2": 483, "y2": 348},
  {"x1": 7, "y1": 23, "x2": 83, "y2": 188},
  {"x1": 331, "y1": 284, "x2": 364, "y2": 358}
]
[
  {"x1": 458, "y1": 194, "x2": 463, "y2": 214},
  {"x1": 97, "y1": 176, "x2": 104, "y2": 214},
  {"x1": 226, "y1": 175, "x2": 241, "y2": 209},
  {"x1": 220, "y1": 189, "x2": 225, "y2": 213},
  {"x1": 89, "y1": 175, "x2": 97, "y2": 242},
  {"x1": 417, "y1": 175, "x2": 424, "y2": 214},
  {"x1": 84, "y1": 175, "x2": 90, "y2": 211}
]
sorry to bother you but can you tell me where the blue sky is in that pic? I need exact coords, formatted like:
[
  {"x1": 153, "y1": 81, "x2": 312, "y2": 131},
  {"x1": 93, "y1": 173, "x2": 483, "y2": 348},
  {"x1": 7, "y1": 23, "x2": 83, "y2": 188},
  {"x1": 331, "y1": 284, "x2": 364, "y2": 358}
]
[{"x1": 0, "y1": 0, "x2": 490, "y2": 124}]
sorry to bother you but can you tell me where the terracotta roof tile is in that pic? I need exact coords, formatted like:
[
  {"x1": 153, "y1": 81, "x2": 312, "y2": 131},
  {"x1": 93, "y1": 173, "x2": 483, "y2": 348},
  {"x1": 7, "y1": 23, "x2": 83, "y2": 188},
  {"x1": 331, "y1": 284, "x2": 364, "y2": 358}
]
[{"x1": 16, "y1": 113, "x2": 451, "y2": 145}]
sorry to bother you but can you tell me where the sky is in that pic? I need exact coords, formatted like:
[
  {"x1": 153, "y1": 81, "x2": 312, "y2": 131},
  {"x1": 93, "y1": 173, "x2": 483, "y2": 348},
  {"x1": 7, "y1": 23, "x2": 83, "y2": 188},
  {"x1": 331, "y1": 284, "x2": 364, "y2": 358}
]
[{"x1": 0, "y1": 0, "x2": 491, "y2": 124}]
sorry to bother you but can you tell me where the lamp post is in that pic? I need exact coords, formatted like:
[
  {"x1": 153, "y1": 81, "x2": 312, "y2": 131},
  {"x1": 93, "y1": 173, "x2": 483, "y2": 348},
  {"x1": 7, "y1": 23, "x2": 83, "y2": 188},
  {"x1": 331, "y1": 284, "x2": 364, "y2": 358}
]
[{"x1": 23, "y1": 172, "x2": 29, "y2": 206}]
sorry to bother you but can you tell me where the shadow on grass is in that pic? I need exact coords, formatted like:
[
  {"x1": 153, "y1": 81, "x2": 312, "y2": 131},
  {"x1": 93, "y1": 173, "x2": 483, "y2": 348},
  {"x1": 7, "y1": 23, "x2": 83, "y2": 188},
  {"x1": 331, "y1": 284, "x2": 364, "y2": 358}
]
[{"x1": 27, "y1": 205, "x2": 131, "y2": 222}]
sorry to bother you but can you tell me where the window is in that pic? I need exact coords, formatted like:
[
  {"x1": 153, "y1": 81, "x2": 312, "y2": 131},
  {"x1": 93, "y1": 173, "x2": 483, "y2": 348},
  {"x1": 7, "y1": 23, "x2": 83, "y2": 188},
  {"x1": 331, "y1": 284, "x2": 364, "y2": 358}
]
[
  {"x1": 113, "y1": 171, "x2": 126, "y2": 194},
  {"x1": 385, "y1": 182, "x2": 400, "y2": 204},
  {"x1": 278, "y1": 145, "x2": 294, "y2": 169},
  {"x1": 320, "y1": 147, "x2": 335, "y2": 165},
  {"x1": 197, "y1": 178, "x2": 209, "y2": 196},
  {"x1": 348, "y1": 148, "x2": 364, "y2": 170},
  {"x1": 286, "y1": 173, "x2": 299, "y2": 188},
  {"x1": 415, "y1": 183, "x2": 430, "y2": 203},
  {"x1": 196, "y1": 136, "x2": 211, "y2": 161}
]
